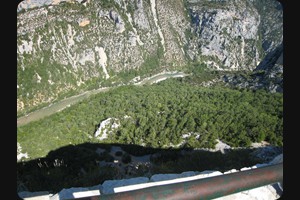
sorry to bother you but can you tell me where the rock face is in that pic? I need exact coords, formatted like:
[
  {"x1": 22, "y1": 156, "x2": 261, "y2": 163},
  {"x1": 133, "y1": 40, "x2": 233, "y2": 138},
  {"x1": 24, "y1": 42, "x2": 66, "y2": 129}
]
[
  {"x1": 187, "y1": 0, "x2": 261, "y2": 70},
  {"x1": 186, "y1": 0, "x2": 282, "y2": 71},
  {"x1": 17, "y1": 0, "x2": 282, "y2": 114}
]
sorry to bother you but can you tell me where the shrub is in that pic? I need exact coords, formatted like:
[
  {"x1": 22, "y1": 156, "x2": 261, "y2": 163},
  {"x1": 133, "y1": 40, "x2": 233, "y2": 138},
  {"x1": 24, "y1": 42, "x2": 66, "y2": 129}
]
[{"x1": 121, "y1": 153, "x2": 132, "y2": 164}]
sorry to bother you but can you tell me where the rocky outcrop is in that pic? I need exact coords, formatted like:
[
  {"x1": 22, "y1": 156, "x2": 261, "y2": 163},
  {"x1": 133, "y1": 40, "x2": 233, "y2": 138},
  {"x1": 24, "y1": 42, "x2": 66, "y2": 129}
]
[
  {"x1": 94, "y1": 118, "x2": 120, "y2": 139},
  {"x1": 109, "y1": 10, "x2": 125, "y2": 33},
  {"x1": 17, "y1": 0, "x2": 283, "y2": 114}
]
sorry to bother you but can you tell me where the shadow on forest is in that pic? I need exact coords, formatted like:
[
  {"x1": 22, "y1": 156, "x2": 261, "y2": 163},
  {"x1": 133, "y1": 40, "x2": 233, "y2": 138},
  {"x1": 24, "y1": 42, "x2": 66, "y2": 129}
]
[{"x1": 17, "y1": 142, "x2": 282, "y2": 195}]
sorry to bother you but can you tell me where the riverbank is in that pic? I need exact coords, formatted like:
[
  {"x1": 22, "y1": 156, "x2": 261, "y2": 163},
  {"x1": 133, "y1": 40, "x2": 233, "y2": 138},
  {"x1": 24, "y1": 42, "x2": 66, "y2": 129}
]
[{"x1": 17, "y1": 71, "x2": 188, "y2": 127}]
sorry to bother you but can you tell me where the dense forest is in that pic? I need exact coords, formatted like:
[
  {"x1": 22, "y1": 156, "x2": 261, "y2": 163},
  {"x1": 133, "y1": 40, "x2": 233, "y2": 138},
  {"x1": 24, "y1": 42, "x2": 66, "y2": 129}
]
[
  {"x1": 17, "y1": 75, "x2": 283, "y2": 160},
  {"x1": 17, "y1": 68, "x2": 283, "y2": 193}
]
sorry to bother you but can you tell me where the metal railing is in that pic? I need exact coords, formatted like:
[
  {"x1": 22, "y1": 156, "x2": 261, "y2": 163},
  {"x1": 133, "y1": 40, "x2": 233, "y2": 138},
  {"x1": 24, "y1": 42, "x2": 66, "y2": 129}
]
[{"x1": 69, "y1": 163, "x2": 282, "y2": 200}]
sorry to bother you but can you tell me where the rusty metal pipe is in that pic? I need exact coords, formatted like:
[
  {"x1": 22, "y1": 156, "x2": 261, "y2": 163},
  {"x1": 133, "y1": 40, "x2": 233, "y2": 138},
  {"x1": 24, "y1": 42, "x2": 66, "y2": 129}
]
[{"x1": 71, "y1": 163, "x2": 283, "y2": 200}]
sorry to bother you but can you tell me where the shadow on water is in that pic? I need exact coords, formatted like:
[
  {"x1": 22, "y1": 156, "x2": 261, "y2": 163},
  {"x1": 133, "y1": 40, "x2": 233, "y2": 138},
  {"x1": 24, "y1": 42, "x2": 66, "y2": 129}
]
[{"x1": 17, "y1": 142, "x2": 282, "y2": 195}]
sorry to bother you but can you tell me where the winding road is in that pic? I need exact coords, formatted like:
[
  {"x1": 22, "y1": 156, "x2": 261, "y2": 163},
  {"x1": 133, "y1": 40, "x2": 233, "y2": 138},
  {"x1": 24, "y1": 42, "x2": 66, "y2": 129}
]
[{"x1": 17, "y1": 72, "x2": 188, "y2": 127}]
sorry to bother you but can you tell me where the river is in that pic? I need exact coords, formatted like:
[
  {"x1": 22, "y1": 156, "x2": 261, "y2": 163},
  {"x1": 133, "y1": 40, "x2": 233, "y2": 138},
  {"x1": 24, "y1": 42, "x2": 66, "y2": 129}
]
[{"x1": 17, "y1": 72, "x2": 188, "y2": 127}]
